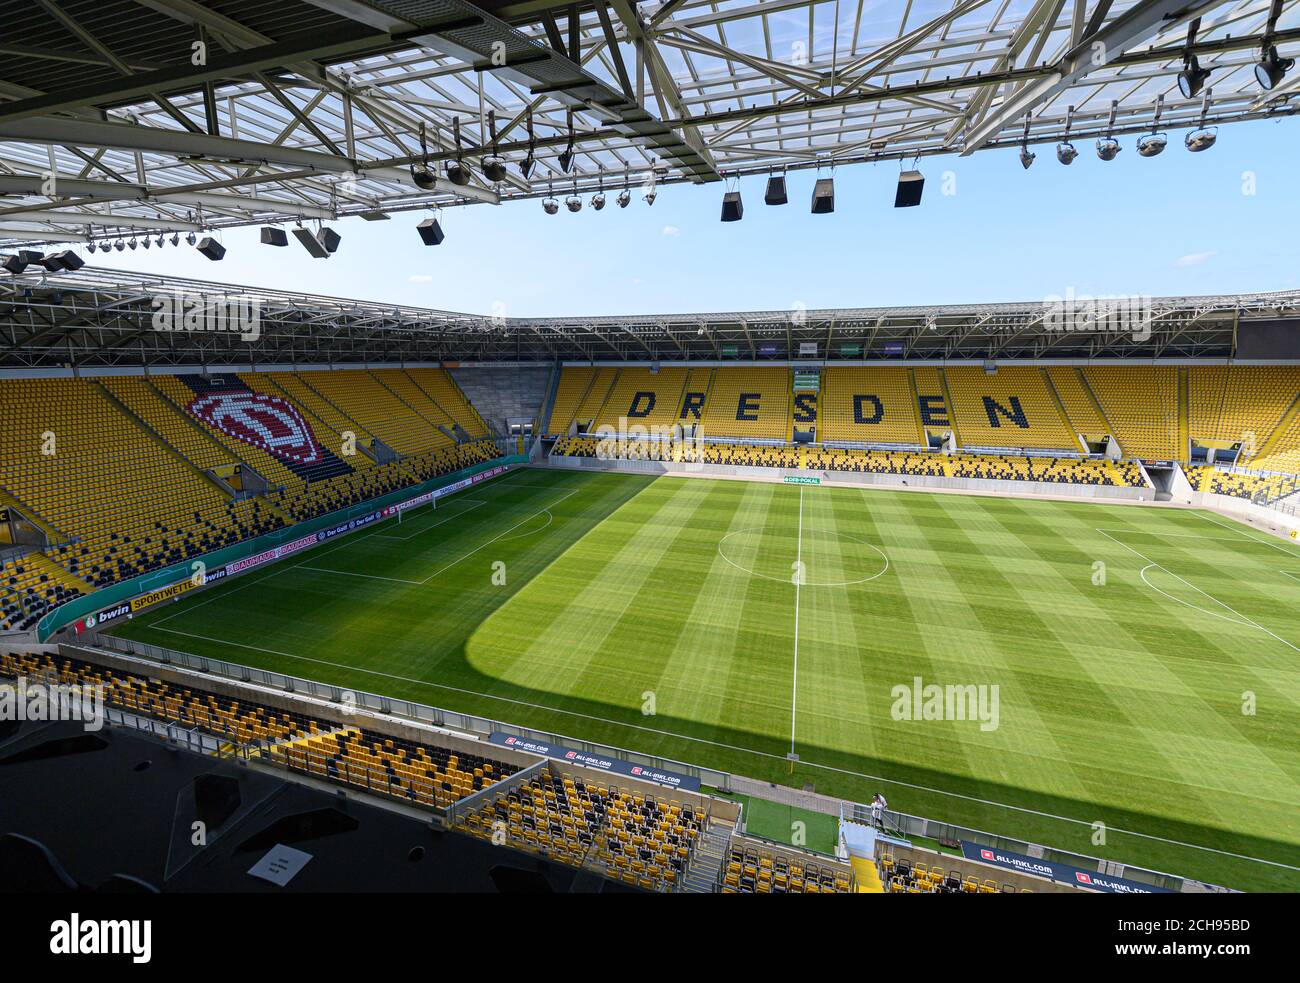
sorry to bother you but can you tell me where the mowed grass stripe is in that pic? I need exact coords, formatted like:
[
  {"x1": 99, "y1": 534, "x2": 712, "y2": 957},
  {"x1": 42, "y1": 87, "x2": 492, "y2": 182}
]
[
  {"x1": 962, "y1": 496, "x2": 1226, "y2": 822},
  {"x1": 632, "y1": 478, "x2": 771, "y2": 739},
  {"x1": 480, "y1": 476, "x2": 714, "y2": 711},
  {"x1": 791, "y1": 487, "x2": 875, "y2": 765},
  {"x1": 114, "y1": 469, "x2": 1300, "y2": 890},
  {"x1": 995, "y1": 498, "x2": 1287, "y2": 794},
  {"x1": 893, "y1": 494, "x2": 1083, "y2": 800},
  {"x1": 562, "y1": 478, "x2": 734, "y2": 712},
  {"x1": 712, "y1": 482, "x2": 799, "y2": 758}
]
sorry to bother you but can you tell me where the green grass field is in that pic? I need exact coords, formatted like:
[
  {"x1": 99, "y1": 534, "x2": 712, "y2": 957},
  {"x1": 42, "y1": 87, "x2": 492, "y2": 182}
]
[{"x1": 114, "y1": 467, "x2": 1300, "y2": 890}]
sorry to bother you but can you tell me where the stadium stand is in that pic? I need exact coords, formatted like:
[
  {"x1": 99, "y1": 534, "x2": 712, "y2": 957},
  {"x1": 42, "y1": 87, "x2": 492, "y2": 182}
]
[
  {"x1": 803, "y1": 447, "x2": 945, "y2": 476},
  {"x1": 720, "y1": 841, "x2": 854, "y2": 894},
  {"x1": 553, "y1": 438, "x2": 1144, "y2": 487},
  {"x1": 101, "y1": 376, "x2": 242, "y2": 472},
  {"x1": 2, "y1": 648, "x2": 725, "y2": 893},
  {"x1": 1, "y1": 554, "x2": 85, "y2": 632},
  {"x1": 880, "y1": 853, "x2": 1016, "y2": 894},
  {"x1": 546, "y1": 366, "x2": 598, "y2": 435},
  {"x1": 911, "y1": 366, "x2": 953, "y2": 439},
  {"x1": 1189, "y1": 365, "x2": 1300, "y2": 459},
  {"x1": 1248, "y1": 388, "x2": 1300, "y2": 474},
  {"x1": 1083, "y1": 365, "x2": 1181, "y2": 460},
  {"x1": 2, "y1": 649, "x2": 323, "y2": 745},
  {"x1": 571, "y1": 367, "x2": 620, "y2": 431},
  {"x1": 306, "y1": 369, "x2": 454, "y2": 454},
  {"x1": 1188, "y1": 465, "x2": 1300, "y2": 503},
  {"x1": 701, "y1": 367, "x2": 791, "y2": 441},
  {"x1": 1045, "y1": 367, "x2": 1112, "y2": 442},
  {"x1": 0, "y1": 377, "x2": 287, "y2": 590},
  {"x1": 0, "y1": 372, "x2": 505, "y2": 610},
  {"x1": 1, "y1": 649, "x2": 520, "y2": 806},
  {"x1": 458, "y1": 765, "x2": 706, "y2": 891},
  {"x1": 874, "y1": 844, "x2": 1079, "y2": 893},
  {"x1": 701, "y1": 443, "x2": 802, "y2": 468},
  {"x1": 543, "y1": 365, "x2": 1300, "y2": 496},
  {"x1": 945, "y1": 366, "x2": 1080, "y2": 450},
  {"x1": 590, "y1": 366, "x2": 689, "y2": 431},
  {"x1": 272, "y1": 727, "x2": 517, "y2": 809},
  {"x1": 406, "y1": 367, "x2": 492, "y2": 439},
  {"x1": 819, "y1": 367, "x2": 924, "y2": 445}
]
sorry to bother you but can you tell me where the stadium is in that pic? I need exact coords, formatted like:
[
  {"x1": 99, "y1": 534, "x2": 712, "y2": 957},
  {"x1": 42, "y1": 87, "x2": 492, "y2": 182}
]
[{"x1": 0, "y1": 0, "x2": 1296, "y2": 924}]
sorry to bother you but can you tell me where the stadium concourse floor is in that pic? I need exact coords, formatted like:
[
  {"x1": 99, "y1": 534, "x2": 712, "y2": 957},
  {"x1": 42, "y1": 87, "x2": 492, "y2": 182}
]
[{"x1": 112, "y1": 467, "x2": 1300, "y2": 891}]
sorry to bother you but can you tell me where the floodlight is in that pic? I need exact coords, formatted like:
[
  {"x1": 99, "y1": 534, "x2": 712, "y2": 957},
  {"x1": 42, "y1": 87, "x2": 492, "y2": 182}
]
[
  {"x1": 1095, "y1": 137, "x2": 1121, "y2": 161},
  {"x1": 1256, "y1": 44, "x2": 1294, "y2": 89}
]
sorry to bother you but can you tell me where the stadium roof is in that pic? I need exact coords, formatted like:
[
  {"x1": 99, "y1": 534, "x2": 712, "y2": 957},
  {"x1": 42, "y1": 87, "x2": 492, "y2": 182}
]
[
  {"x1": 2, "y1": 265, "x2": 1298, "y2": 365},
  {"x1": 2, "y1": 0, "x2": 1299, "y2": 248}
]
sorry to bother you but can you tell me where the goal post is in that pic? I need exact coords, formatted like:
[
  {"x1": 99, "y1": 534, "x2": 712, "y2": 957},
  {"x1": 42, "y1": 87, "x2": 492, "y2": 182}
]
[{"x1": 398, "y1": 495, "x2": 434, "y2": 525}]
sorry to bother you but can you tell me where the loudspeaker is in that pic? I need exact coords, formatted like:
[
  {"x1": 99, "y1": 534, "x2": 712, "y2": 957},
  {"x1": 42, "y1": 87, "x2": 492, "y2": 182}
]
[
  {"x1": 18, "y1": 250, "x2": 44, "y2": 265},
  {"x1": 49, "y1": 250, "x2": 83, "y2": 271},
  {"x1": 196, "y1": 237, "x2": 226, "y2": 261},
  {"x1": 720, "y1": 191, "x2": 743, "y2": 222},
  {"x1": 260, "y1": 226, "x2": 288, "y2": 246},
  {"x1": 416, "y1": 218, "x2": 445, "y2": 246},
  {"x1": 317, "y1": 227, "x2": 341, "y2": 254},
  {"x1": 38, "y1": 253, "x2": 67, "y2": 272},
  {"x1": 292, "y1": 227, "x2": 330, "y2": 258},
  {"x1": 2, "y1": 254, "x2": 28, "y2": 275},
  {"x1": 894, "y1": 169, "x2": 925, "y2": 207},
  {"x1": 811, "y1": 177, "x2": 835, "y2": 214},
  {"x1": 764, "y1": 174, "x2": 787, "y2": 205}
]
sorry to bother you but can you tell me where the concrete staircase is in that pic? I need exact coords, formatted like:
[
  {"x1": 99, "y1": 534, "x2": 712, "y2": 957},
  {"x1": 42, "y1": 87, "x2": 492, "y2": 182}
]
[
  {"x1": 682, "y1": 821, "x2": 731, "y2": 893},
  {"x1": 449, "y1": 365, "x2": 552, "y2": 435}
]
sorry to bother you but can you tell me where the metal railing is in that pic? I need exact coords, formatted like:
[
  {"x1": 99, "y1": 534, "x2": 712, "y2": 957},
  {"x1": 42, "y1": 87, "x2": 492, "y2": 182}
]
[{"x1": 1201, "y1": 462, "x2": 1300, "y2": 515}]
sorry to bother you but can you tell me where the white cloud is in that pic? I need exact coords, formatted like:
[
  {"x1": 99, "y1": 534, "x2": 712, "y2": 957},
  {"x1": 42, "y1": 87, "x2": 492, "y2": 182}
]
[
  {"x1": 1175, "y1": 251, "x2": 1216, "y2": 268},
  {"x1": 409, "y1": 274, "x2": 433, "y2": 283},
  {"x1": 661, "y1": 225, "x2": 681, "y2": 237}
]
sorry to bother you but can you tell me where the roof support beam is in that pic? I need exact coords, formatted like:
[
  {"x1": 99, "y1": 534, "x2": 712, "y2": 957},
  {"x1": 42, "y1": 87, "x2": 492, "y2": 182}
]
[
  {"x1": 0, "y1": 117, "x2": 359, "y2": 173},
  {"x1": 0, "y1": 24, "x2": 391, "y2": 123},
  {"x1": 960, "y1": 0, "x2": 1223, "y2": 154}
]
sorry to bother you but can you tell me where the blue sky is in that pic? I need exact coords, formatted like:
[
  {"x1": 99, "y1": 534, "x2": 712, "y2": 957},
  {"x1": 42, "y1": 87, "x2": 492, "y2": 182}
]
[{"x1": 102, "y1": 116, "x2": 1300, "y2": 317}]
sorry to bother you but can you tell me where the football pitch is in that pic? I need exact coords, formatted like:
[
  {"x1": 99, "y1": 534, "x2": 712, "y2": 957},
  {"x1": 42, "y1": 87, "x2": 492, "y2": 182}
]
[{"x1": 114, "y1": 467, "x2": 1300, "y2": 890}]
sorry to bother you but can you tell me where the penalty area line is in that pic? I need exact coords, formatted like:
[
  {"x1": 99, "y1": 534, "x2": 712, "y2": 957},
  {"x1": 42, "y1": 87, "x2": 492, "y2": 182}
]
[
  {"x1": 1190, "y1": 510, "x2": 1300, "y2": 559},
  {"x1": 372, "y1": 498, "x2": 487, "y2": 541},
  {"x1": 1097, "y1": 528, "x2": 1300, "y2": 654},
  {"x1": 418, "y1": 488, "x2": 579, "y2": 584}
]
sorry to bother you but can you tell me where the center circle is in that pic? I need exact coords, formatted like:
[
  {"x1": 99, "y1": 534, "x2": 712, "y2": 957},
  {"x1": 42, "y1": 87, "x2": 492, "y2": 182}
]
[{"x1": 717, "y1": 526, "x2": 889, "y2": 586}]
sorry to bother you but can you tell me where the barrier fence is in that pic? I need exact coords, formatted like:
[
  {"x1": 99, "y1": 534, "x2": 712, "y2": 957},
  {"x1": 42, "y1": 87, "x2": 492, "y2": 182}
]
[{"x1": 1204, "y1": 462, "x2": 1300, "y2": 516}]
